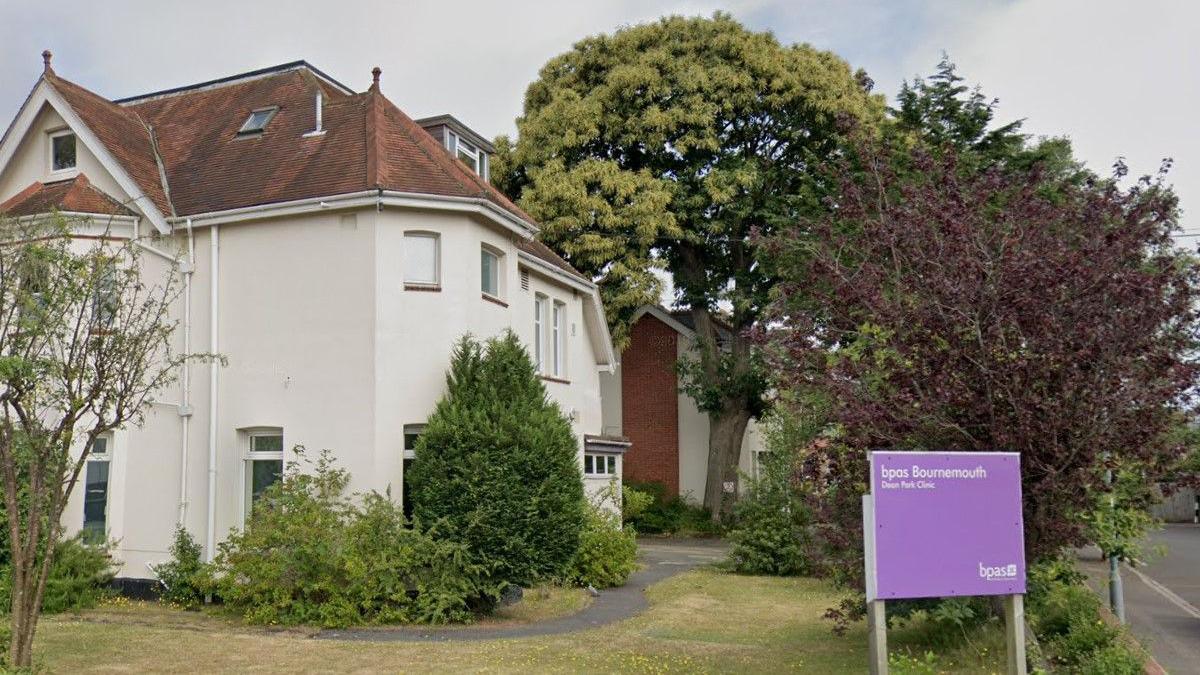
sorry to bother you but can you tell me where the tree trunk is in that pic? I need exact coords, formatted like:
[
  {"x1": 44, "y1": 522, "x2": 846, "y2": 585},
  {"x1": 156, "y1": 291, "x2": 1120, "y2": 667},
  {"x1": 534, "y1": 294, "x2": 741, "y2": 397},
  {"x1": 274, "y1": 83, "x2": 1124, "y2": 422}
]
[{"x1": 703, "y1": 406, "x2": 753, "y2": 522}]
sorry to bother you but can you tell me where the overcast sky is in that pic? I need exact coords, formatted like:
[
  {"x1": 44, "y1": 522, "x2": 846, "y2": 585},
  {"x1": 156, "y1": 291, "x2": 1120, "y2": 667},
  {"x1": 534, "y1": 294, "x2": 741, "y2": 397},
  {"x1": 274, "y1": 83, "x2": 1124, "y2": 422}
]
[{"x1": 2, "y1": 0, "x2": 1196, "y2": 233}]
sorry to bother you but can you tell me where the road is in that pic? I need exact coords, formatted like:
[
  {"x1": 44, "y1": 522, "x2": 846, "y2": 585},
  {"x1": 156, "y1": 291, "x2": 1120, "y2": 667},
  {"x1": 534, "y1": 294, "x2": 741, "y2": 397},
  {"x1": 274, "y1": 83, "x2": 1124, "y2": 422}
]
[{"x1": 1080, "y1": 524, "x2": 1200, "y2": 674}]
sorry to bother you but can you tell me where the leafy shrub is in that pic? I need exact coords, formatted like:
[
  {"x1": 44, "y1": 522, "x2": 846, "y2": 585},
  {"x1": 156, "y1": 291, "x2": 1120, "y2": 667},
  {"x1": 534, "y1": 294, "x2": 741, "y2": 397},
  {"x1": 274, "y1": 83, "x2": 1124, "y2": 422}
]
[
  {"x1": 623, "y1": 480, "x2": 720, "y2": 536},
  {"x1": 621, "y1": 484, "x2": 653, "y2": 524},
  {"x1": 568, "y1": 504, "x2": 637, "y2": 588},
  {"x1": 408, "y1": 333, "x2": 586, "y2": 587},
  {"x1": 0, "y1": 535, "x2": 116, "y2": 614},
  {"x1": 213, "y1": 448, "x2": 498, "y2": 628},
  {"x1": 342, "y1": 492, "x2": 498, "y2": 624},
  {"x1": 1027, "y1": 558, "x2": 1144, "y2": 673},
  {"x1": 152, "y1": 526, "x2": 209, "y2": 609},
  {"x1": 726, "y1": 429, "x2": 810, "y2": 575}
]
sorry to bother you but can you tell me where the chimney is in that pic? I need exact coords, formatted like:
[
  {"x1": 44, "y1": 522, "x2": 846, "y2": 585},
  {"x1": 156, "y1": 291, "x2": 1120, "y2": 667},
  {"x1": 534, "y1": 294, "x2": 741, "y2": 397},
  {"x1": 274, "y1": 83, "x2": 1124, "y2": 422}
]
[{"x1": 371, "y1": 66, "x2": 381, "y2": 90}]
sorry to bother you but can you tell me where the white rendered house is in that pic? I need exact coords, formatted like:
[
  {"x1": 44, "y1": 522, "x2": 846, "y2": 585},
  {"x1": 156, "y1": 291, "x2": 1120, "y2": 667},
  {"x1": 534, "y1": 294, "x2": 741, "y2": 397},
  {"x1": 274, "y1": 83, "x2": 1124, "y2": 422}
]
[{"x1": 0, "y1": 55, "x2": 626, "y2": 583}]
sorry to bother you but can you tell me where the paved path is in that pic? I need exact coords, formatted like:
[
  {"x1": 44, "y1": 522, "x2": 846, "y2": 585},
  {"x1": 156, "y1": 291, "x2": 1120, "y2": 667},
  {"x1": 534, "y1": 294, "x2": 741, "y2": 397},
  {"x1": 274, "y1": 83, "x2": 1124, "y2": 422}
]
[
  {"x1": 1080, "y1": 524, "x2": 1200, "y2": 674},
  {"x1": 318, "y1": 538, "x2": 728, "y2": 642}
]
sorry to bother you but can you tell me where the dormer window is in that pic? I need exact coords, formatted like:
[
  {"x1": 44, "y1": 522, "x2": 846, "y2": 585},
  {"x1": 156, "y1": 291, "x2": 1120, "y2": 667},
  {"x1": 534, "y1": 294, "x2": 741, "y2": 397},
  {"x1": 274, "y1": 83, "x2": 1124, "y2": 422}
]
[
  {"x1": 237, "y1": 106, "x2": 278, "y2": 135},
  {"x1": 447, "y1": 131, "x2": 488, "y2": 179},
  {"x1": 49, "y1": 131, "x2": 76, "y2": 174}
]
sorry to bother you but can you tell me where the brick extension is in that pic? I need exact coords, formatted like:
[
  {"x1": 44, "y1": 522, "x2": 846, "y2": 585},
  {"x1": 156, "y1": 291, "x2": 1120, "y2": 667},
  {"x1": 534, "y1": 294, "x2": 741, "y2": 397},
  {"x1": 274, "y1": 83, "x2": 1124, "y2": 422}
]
[{"x1": 620, "y1": 314, "x2": 679, "y2": 494}]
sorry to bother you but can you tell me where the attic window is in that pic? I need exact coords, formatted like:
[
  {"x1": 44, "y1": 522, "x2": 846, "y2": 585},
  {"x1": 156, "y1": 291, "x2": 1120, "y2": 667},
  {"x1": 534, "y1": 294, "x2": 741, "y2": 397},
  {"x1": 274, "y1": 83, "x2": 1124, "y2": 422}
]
[
  {"x1": 49, "y1": 131, "x2": 76, "y2": 174},
  {"x1": 237, "y1": 107, "x2": 278, "y2": 135},
  {"x1": 446, "y1": 131, "x2": 488, "y2": 179}
]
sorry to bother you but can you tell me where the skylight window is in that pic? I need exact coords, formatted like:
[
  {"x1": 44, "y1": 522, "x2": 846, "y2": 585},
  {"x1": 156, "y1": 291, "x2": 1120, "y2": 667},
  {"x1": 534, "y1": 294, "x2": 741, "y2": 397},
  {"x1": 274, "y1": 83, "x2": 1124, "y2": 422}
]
[{"x1": 237, "y1": 107, "x2": 278, "y2": 135}]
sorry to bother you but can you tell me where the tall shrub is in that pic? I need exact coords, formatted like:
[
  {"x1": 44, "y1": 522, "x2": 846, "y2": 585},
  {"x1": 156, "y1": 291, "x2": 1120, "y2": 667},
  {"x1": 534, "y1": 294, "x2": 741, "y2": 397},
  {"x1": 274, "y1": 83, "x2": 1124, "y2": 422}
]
[{"x1": 407, "y1": 332, "x2": 586, "y2": 587}]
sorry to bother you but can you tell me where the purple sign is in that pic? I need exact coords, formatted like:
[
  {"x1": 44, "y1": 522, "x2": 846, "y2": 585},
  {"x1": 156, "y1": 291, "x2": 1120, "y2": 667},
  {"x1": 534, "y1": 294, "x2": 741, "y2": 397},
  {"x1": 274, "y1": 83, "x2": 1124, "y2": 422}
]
[{"x1": 864, "y1": 451, "x2": 1025, "y2": 600}]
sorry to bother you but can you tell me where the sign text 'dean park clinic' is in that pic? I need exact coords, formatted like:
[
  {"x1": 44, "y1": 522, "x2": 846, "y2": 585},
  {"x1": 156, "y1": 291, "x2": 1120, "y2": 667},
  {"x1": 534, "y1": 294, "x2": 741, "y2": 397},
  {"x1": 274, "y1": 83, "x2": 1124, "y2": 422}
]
[{"x1": 864, "y1": 451, "x2": 1026, "y2": 601}]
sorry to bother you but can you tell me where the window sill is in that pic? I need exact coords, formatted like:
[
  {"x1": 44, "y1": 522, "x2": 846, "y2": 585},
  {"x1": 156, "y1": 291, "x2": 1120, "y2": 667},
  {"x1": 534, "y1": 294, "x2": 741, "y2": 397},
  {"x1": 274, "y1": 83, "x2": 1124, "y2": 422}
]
[
  {"x1": 47, "y1": 168, "x2": 79, "y2": 182},
  {"x1": 404, "y1": 283, "x2": 441, "y2": 292},
  {"x1": 539, "y1": 374, "x2": 570, "y2": 385},
  {"x1": 584, "y1": 474, "x2": 617, "y2": 480},
  {"x1": 482, "y1": 293, "x2": 508, "y2": 308}
]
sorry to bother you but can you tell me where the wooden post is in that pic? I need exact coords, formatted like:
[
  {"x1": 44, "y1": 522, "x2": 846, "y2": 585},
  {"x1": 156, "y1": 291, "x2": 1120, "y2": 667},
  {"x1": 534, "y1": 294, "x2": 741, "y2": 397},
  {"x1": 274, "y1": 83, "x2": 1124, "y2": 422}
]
[
  {"x1": 867, "y1": 599, "x2": 888, "y2": 675},
  {"x1": 1003, "y1": 594, "x2": 1027, "y2": 675}
]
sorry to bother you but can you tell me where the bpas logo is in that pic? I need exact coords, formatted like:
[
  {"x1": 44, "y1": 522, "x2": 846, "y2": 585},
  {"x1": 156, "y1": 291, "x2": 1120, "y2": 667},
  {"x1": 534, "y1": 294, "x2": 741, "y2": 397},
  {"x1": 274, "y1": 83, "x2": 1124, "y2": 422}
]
[{"x1": 978, "y1": 562, "x2": 1019, "y2": 581}]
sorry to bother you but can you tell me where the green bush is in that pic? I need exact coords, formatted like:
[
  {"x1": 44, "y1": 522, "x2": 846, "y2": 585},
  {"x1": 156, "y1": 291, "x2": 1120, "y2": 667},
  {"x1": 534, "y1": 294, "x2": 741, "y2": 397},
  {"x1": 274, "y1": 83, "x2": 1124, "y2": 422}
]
[
  {"x1": 213, "y1": 449, "x2": 498, "y2": 628},
  {"x1": 408, "y1": 333, "x2": 586, "y2": 587},
  {"x1": 568, "y1": 504, "x2": 637, "y2": 588},
  {"x1": 0, "y1": 535, "x2": 116, "y2": 614},
  {"x1": 152, "y1": 526, "x2": 209, "y2": 609},
  {"x1": 621, "y1": 484, "x2": 654, "y2": 524},
  {"x1": 623, "y1": 480, "x2": 720, "y2": 536},
  {"x1": 1027, "y1": 558, "x2": 1144, "y2": 674}
]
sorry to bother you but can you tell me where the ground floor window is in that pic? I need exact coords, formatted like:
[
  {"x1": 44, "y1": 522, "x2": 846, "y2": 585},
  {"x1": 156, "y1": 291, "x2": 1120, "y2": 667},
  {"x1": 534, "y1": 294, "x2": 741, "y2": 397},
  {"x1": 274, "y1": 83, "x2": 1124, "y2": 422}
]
[
  {"x1": 402, "y1": 424, "x2": 425, "y2": 522},
  {"x1": 584, "y1": 453, "x2": 617, "y2": 477},
  {"x1": 244, "y1": 430, "x2": 283, "y2": 520},
  {"x1": 82, "y1": 436, "x2": 111, "y2": 541}
]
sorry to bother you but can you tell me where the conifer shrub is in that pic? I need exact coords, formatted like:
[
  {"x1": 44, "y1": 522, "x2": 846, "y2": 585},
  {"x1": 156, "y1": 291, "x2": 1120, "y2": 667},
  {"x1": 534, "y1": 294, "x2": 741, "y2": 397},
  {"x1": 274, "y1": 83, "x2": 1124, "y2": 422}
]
[
  {"x1": 407, "y1": 332, "x2": 586, "y2": 587},
  {"x1": 152, "y1": 526, "x2": 209, "y2": 609}
]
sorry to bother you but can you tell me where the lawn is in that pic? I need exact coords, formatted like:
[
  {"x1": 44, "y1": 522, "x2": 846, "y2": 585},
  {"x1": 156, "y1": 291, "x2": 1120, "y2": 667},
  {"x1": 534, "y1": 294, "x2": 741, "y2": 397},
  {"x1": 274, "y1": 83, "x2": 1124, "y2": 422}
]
[{"x1": 33, "y1": 569, "x2": 1007, "y2": 673}]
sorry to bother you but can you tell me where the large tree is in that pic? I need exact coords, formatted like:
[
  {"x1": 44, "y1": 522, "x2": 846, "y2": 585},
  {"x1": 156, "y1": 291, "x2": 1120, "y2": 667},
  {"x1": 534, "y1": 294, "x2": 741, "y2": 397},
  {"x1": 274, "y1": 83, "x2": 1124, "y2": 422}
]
[
  {"x1": 495, "y1": 13, "x2": 884, "y2": 518},
  {"x1": 0, "y1": 216, "x2": 184, "y2": 667}
]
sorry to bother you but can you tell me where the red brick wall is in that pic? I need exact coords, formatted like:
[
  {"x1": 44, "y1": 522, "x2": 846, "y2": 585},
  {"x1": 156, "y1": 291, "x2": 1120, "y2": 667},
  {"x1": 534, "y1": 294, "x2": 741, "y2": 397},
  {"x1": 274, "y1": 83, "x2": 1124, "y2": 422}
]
[{"x1": 621, "y1": 315, "x2": 680, "y2": 495}]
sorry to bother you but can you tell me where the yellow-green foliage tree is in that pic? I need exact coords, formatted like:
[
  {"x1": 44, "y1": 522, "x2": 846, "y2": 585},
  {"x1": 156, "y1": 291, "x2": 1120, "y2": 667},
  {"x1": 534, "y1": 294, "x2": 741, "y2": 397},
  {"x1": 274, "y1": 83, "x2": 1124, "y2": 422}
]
[{"x1": 495, "y1": 13, "x2": 884, "y2": 518}]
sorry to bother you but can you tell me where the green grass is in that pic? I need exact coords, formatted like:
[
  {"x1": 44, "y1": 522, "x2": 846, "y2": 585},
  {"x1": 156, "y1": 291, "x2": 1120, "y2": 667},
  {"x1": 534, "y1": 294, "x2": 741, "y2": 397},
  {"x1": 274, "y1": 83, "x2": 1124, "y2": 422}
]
[{"x1": 32, "y1": 570, "x2": 1007, "y2": 673}]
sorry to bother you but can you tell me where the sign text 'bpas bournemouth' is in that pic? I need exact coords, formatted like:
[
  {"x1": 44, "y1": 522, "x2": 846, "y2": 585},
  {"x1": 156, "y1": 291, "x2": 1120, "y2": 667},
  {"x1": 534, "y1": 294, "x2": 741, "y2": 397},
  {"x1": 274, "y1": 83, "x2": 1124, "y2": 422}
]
[{"x1": 865, "y1": 451, "x2": 1025, "y2": 600}]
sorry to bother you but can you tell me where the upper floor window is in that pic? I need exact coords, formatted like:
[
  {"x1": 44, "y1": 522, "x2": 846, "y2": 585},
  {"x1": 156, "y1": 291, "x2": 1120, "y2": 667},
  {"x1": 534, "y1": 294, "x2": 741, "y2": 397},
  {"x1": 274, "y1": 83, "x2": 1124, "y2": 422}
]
[
  {"x1": 533, "y1": 295, "x2": 546, "y2": 372},
  {"x1": 447, "y1": 131, "x2": 488, "y2": 179},
  {"x1": 552, "y1": 301, "x2": 566, "y2": 377},
  {"x1": 481, "y1": 247, "x2": 500, "y2": 298},
  {"x1": 404, "y1": 232, "x2": 440, "y2": 287},
  {"x1": 49, "y1": 131, "x2": 76, "y2": 174}
]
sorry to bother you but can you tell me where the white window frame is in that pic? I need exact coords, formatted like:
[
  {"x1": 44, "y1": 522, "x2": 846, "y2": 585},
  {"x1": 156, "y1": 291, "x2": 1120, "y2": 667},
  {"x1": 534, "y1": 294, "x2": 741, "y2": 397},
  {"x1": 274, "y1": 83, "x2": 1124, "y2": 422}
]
[
  {"x1": 552, "y1": 301, "x2": 566, "y2": 378},
  {"x1": 583, "y1": 453, "x2": 617, "y2": 477},
  {"x1": 82, "y1": 434, "x2": 112, "y2": 537},
  {"x1": 403, "y1": 231, "x2": 441, "y2": 287},
  {"x1": 534, "y1": 294, "x2": 546, "y2": 372},
  {"x1": 242, "y1": 428, "x2": 284, "y2": 523},
  {"x1": 481, "y1": 245, "x2": 502, "y2": 299},
  {"x1": 48, "y1": 129, "x2": 78, "y2": 177}
]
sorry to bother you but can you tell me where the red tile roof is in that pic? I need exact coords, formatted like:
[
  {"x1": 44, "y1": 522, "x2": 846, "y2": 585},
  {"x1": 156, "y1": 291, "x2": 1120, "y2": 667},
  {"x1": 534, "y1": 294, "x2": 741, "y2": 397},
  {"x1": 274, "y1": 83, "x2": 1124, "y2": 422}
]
[
  {"x1": 0, "y1": 174, "x2": 134, "y2": 217},
  {"x1": 34, "y1": 63, "x2": 578, "y2": 277}
]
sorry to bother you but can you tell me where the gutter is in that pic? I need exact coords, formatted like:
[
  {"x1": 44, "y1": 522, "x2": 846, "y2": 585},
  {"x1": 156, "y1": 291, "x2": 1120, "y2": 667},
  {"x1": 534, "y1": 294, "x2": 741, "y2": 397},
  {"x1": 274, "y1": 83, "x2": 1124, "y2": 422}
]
[{"x1": 169, "y1": 189, "x2": 538, "y2": 238}]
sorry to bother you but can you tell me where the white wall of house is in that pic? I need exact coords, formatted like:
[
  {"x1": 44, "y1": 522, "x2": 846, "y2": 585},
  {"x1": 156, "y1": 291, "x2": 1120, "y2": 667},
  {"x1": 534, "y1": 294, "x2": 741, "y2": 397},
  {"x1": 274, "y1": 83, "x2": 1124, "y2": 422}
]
[{"x1": 2, "y1": 99, "x2": 616, "y2": 580}]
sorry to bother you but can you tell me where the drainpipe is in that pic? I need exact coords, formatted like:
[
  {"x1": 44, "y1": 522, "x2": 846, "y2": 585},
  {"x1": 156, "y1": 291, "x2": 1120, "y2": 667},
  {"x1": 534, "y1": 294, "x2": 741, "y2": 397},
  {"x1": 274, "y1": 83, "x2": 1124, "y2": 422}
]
[
  {"x1": 177, "y1": 219, "x2": 195, "y2": 526},
  {"x1": 205, "y1": 224, "x2": 220, "y2": 562}
]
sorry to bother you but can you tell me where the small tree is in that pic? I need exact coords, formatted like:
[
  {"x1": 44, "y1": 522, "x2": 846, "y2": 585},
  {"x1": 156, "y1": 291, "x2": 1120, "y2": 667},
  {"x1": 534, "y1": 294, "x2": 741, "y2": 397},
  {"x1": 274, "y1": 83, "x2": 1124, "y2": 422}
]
[
  {"x1": 0, "y1": 215, "x2": 184, "y2": 667},
  {"x1": 407, "y1": 332, "x2": 585, "y2": 587}
]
